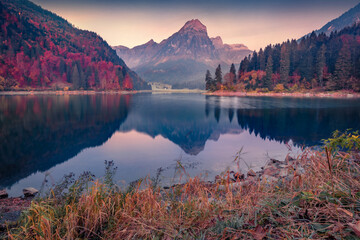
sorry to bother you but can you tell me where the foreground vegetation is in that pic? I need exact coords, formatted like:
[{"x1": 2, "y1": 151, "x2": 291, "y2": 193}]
[{"x1": 5, "y1": 131, "x2": 360, "y2": 239}]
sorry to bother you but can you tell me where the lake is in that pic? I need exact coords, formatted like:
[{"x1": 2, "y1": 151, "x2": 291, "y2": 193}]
[{"x1": 1, "y1": 93, "x2": 360, "y2": 196}]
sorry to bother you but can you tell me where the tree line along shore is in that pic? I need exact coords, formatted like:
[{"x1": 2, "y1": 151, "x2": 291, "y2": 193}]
[{"x1": 205, "y1": 23, "x2": 360, "y2": 94}]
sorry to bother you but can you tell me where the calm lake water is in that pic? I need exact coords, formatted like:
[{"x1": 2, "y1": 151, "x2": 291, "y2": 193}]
[{"x1": 1, "y1": 93, "x2": 360, "y2": 196}]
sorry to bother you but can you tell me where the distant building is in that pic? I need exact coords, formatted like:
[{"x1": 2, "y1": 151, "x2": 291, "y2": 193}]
[{"x1": 150, "y1": 82, "x2": 172, "y2": 90}]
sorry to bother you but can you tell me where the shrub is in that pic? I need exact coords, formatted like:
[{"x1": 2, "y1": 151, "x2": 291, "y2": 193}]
[
  {"x1": 273, "y1": 83, "x2": 285, "y2": 92},
  {"x1": 323, "y1": 129, "x2": 360, "y2": 153}
]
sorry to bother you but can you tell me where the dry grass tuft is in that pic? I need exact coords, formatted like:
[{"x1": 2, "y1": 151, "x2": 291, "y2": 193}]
[{"x1": 7, "y1": 133, "x2": 360, "y2": 239}]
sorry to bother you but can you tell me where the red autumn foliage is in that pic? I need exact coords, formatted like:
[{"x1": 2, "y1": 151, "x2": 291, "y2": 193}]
[{"x1": 0, "y1": 0, "x2": 150, "y2": 90}]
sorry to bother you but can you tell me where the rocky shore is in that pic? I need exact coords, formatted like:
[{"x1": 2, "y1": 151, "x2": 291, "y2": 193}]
[
  {"x1": 0, "y1": 188, "x2": 38, "y2": 232},
  {"x1": 0, "y1": 155, "x2": 301, "y2": 228},
  {"x1": 214, "y1": 155, "x2": 304, "y2": 191}
]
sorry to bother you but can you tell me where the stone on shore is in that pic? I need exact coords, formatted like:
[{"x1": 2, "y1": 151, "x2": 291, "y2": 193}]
[
  {"x1": 233, "y1": 172, "x2": 244, "y2": 181},
  {"x1": 270, "y1": 158, "x2": 282, "y2": 165},
  {"x1": 23, "y1": 187, "x2": 38, "y2": 197},
  {"x1": 215, "y1": 153, "x2": 306, "y2": 192},
  {"x1": 0, "y1": 189, "x2": 8, "y2": 199}
]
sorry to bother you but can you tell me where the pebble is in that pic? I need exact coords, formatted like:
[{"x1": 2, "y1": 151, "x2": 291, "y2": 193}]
[
  {"x1": 23, "y1": 187, "x2": 38, "y2": 197},
  {"x1": 270, "y1": 158, "x2": 282, "y2": 164}
]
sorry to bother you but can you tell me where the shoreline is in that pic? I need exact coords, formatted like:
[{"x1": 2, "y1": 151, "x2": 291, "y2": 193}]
[
  {"x1": 1, "y1": 89, "x2": 359, "y2": 98},
  {"x1": 0, "y1": 89, "x2": 205, "y2": 96},
  {"x1": 205, "y1": 90, "x2": 360, "y2": 98},
  {"x1": 0, "y1": 90, "x2": 136, "y2": 96}
]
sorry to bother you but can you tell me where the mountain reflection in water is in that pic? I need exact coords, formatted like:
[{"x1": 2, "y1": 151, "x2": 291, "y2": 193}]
[{"x1": 1, "y1": 93, "x2": 359, "y2": 196}]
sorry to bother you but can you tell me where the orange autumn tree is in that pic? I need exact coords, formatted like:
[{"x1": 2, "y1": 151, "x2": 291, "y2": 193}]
[{"x1": 122, "y1": 74, "x2": 133, "y2": 90}]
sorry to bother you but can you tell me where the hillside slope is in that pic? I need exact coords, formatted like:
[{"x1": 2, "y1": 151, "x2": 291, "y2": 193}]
[
  {"x1": 0, "y1": 0, "x2": 150, "y2": 90},
  {"x1": 302, "y1": 3, "x2": 360, "y2": 38}
]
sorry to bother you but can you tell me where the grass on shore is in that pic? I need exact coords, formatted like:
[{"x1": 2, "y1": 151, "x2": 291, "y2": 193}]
[{"x1": 6, "y1": 131, "x2": 360, "y2": 239}]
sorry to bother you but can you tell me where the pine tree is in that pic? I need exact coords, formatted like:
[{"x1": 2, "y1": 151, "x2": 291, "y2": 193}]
[
  {"x1": 289, "y1": 40, "x2": 298, "y2": 75},
  {"x1": 272, "y1": 44, "x2": 281, "y2": 74},
  {"x1": 71, "y1": 63, "x2": 81, "y2": 89},
  {"x1": 279, "y1": 44, "x2": 290, "y2": 84},
  {"x1": 334, "y1": 44, "x2": 351, "y2": 89},
  {"x1": 230, "y1": 63, "x2": 237, "y2": 84},
  {"x1": 264, "y1": 55, "x2": 273, "y2": 90},
  {"x1": 250, "y1": 51, "x2": 258, "y2": 70},
  {"x1": 215, "y1": 64, "x2": 222, "y2": 85},
  {"x1": 239, "y1": 57, "x2": 249, "y2": 75},
  {"x1": 316, "y1": 44, "x2": 326, "y2": 87},
  {"x1": 85, "y1": 66, "x2": 92, "y2": 89},
  {"x1": 74, "y1": 61, "x2": 85, "y2": 89},
  {"x1": 205, "y1": 70, "x2": 214, "y2": 90},
  {"x1": 94, "y1": 69, "x2": 100, "y2": 88},
  {"x1": 258, "y1": 48, "x2": 265, "y2": 71},
  {"x1": 116, "y1": 67, "x2": 125, "y2": 87},
  {"x1": 59, "y1": 59, "x2": 66, "y2": 75}
]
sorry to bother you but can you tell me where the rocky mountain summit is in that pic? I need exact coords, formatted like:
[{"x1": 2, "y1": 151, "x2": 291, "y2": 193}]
[{"x1": 113, "y1": 19, "x2": 252, "y2": 89}]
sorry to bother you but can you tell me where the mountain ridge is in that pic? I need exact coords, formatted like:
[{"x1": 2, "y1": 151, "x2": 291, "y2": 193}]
[{"x1": 302, "y1": 3, "x2": 360, "y2": 38}]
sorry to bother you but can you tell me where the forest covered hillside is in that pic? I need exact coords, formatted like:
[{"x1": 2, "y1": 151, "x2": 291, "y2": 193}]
[
  {"x1": 208, "y1": 23, "x2": 360, "y2": 92},
  {"x1": 0, "y1": 0, "x2": 150, "y2": 90}
]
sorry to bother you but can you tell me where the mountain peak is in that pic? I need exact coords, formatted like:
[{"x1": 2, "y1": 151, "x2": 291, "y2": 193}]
[
  {"x1": 147, "y1": 39, "x2": 155, "y2": 44},
  {"x1": 211, "y1": 36, "x2": 223, "y2": 49},
  {"x1": 180, "y1": 19, "x2": 207, "y2": 33},
  {"x1": 144, "y1": 39, "x2": 157, "y2": 45}
]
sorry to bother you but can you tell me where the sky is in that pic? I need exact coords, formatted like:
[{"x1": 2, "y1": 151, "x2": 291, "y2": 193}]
[{"x1": 32, "y1": 0, "x2": 360, "y2": 51}]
